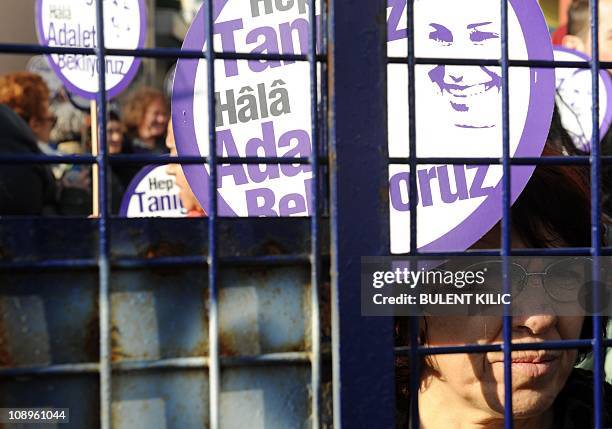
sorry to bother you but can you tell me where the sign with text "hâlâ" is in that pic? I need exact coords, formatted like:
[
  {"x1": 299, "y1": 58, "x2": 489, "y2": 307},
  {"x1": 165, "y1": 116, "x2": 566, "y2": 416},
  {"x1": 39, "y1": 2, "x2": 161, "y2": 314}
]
[
  {"x1": 172, "y1": 0, "x2": 554, "y2": 253},
  {"x1": 36, "y1": 0, "x2": 147, "y2": 100}
]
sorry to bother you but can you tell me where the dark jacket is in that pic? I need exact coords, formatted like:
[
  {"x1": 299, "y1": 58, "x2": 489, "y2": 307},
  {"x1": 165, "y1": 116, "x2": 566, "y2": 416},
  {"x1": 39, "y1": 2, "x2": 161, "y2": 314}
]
[
  {"x1": 553, "y1": 368, "x2": 612, "y2": 428},
  {"x1": 0, "y1": 104, "x2": 58, "y2": 215}
]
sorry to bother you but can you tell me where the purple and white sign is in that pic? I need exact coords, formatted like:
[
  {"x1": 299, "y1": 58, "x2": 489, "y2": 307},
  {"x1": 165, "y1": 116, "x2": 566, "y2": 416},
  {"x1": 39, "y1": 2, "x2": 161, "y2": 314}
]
[
  {"x1": 172, "y1": 0, "x2": 555, "y2": 253},
  {"x1": 35, "y1": 0, "x2": 147, "y2": 100},
  {"x1": 119, "y1": 165, "x2": 186, "y2": 218},
  {"x1": 553, "y1": 47, "x2": 612, "y2": 152}
]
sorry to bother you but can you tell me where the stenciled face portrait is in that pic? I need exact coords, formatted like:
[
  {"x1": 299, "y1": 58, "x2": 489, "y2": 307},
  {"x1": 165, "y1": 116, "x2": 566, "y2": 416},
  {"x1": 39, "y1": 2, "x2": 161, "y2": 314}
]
[
  {"x1": 388, "y1": 0, "x2": 532, "y2": 160},
  {"x1": 556, "y1": 69, "x2": 592, "y2": 150},
  {"x1": 420, "y1": 14, "x2": 502, "y2": 129}
]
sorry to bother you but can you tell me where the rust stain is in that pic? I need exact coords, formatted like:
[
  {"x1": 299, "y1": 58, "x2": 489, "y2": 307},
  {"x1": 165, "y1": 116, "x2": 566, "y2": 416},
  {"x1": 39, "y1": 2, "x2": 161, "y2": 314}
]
[
  {"x1": 192, "y1": 287, "x2": 210, "y2": 356},
  {"x1": 111, "y1": 325, "x2": 130, "y2": 362},
  {"x1": 218, "y1": 333, "x2": 239, "y2": 357},
  {"x1": 141, "y1": 240, "x2": 189, "y2": 259},
  {"x1": 319, "y1": 281, "x2": 332, "y2": 341},
  {"x1": 261, "y1": 240, "x2": 285, "y2": 255}
]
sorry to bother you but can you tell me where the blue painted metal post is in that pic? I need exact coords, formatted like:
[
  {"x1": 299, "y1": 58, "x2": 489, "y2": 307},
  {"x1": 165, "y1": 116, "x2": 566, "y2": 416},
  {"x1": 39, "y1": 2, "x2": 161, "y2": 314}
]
[
  {"x1": 405, "y1": 1, "x2": 421, "y2": 427},
  {"x1": 308, "y1": 0, "x2": 322, "y2": 427},
  {"x1": 94, "y1": 1, "x2": 111, "y2": 428},
  {"x1": 499, "y1": 1, "x2": 513, "y2": 428},
  {"x1": 328, "y1": 0, "x2": 395, "y2": 427},
  {"x1": 204, "y1": 0, "x2": 221, "y2": 427},
  {"x1": 590, "y1": 0, "x2": 604, "y2": 427}
]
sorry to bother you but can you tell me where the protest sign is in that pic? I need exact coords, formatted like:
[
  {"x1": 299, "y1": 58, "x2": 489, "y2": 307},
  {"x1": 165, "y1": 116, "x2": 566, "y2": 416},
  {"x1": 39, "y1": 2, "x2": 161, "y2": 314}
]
[
  {"x1": 36, "y1": 0, "x2": 146, "y2": 100},
  {"x1": 172, "y1": 0, "x2": 555, "y2": 253}
]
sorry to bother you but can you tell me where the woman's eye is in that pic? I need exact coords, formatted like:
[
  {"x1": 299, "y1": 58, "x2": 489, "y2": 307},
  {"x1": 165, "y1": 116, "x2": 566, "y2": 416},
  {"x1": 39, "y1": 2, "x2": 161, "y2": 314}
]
[
  {"x1": 470, "y1": 30, "x2": 499, "y2": 43},
  {"x1": 429, "y1": 24, "x2": 453, "y2": 45}
]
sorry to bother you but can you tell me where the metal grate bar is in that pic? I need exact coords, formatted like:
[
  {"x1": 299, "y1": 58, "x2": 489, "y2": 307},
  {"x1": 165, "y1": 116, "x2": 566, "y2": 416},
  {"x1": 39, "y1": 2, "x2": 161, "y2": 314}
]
[
  {"x1": 308, "y1": 0, "x2": 322, "y2": 427},
  {"x1": 499, "y1": 0, "x2": 513, "y2": 428},
  {"x1": 0, "y1": 352, "x2": 315, "y2": 378},
  {"x1": 203, "y1": 0, "x2": 220, "y2": 427},
  {"x1": 590, "y1": 0, "x2": 604, "y2": 427},
  {"x1": 93, "y1": 1, "x2": 111, "y2": 428}
]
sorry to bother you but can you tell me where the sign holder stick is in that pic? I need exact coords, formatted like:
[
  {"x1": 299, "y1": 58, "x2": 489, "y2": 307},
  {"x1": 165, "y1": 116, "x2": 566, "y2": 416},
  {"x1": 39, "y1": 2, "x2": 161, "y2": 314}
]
[{"x1": 91, "y1": 100, "x2": 99, "y2": 217}]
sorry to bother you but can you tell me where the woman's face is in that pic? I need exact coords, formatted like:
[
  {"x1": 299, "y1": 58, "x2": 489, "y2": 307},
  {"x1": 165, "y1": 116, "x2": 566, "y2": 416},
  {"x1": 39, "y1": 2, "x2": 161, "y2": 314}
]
[
  {"x1": 107, "y1": 120, "x2": 124, "y2": 155},
  {"x1": 420, "y1": 230, "x2": 584, "y2": 422},
  {"x1": 415, "y1": 0, "x2": 502, "y2": 128},
  {"x1": 138, "y1": 98, "x2": 169, "y2": 141}
]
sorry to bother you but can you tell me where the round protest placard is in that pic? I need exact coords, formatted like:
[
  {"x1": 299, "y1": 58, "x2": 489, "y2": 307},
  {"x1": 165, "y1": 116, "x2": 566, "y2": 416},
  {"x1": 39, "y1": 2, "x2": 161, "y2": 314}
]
[
  {"x1": 172, "y1": 0, "x2": 554, "y2": 253},
  {"x1": 119, "y1": 165, "x2": 186, "y2": 217},
  {"x1": 553, "y1": 46, "x2": 612, "y2": 153},
  {"x1": 35, "y1": 0, "x2": 147, "y2": 100}
]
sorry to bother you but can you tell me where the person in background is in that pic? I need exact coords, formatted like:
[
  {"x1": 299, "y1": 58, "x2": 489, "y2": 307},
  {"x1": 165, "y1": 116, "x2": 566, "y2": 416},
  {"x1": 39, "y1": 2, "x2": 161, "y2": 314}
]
[
  {"x1": 562, "y1": 0, "x2": 612, "y2": 218},
  {"x1": 562, "y1": 0, "x2": 612, "y2": 62},
  {"x1": 165, "y1": 120, "x2": 206, "y2": 217},
  {"x1": 0, "y1": 104, "x2": 58, "y2": 215},
  {"x1": 60, "y1": 109, "x2": 127, "y2": 216},
  {"x1": 50, "y1": 99, "x2": 87, "y2": 155},
  {"x1": 106, "y1": 109, "x2": 138, "y2": 190},
  {"x1": 122, "y1": 86, "x2": 170, "y2": 154}
]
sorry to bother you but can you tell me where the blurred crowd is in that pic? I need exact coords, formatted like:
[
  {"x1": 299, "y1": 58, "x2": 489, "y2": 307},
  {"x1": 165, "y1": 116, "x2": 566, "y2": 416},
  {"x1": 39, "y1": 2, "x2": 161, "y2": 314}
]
[{"x1": 0, "y1": 72, "x2": 172, "y2": 216}]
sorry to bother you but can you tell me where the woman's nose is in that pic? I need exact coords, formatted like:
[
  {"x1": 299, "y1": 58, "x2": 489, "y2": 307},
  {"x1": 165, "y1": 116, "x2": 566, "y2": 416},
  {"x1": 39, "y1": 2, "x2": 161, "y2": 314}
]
[
  {"x1": 511, "y1": 276, "x2": 558, "y2": 336},
  {"x1": 512, "y1": 312, "x2": 558, "y2": 336}
]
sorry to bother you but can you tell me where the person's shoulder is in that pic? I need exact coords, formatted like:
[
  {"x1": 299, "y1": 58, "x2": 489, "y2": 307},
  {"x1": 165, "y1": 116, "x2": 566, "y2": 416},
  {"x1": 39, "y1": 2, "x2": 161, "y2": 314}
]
[
  {"x1": 0, "y1": 104, "x2": 39, "y2": 153},
  {"x1": 554, "y1": 368, "x2": 612, "y2": 428}
]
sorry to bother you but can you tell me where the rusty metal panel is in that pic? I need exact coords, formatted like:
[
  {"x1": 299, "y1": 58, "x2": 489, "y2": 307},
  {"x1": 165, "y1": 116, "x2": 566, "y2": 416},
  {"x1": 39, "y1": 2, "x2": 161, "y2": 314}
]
[
  {"x1": 112, "y1": 370, "x2": 208, "y2": 429},
  {"x1": 218, "y1": 266, "x2": 310, "y2": 356},
  {"x1": 220, "y1": 366, "x2": 310, "y2": 429},
  {"x1": 0, "y1": 271, "x2": 98, "y2": 366},
  {"x1": 0, "y1": 218, "x2": 329, "y2": 428},
  {"x1": 111, "y1": 269, "x2": 208, "y2": 361}
]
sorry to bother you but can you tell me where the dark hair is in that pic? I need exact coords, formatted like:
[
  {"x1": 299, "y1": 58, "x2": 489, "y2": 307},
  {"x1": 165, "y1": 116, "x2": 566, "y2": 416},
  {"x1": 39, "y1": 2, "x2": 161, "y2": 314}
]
[
  {"x1": 109, "y1": 109, "x2": 121, "y2": 122},
  {"x1": 122, "y1": 86, "x2": 168, "y2": 137},
  {"x1": 0, "y1": 72, "x2": 50, "y2": 123},
  {"x1": 567, "y1": 0, "x2": 591, "y2": 38}
]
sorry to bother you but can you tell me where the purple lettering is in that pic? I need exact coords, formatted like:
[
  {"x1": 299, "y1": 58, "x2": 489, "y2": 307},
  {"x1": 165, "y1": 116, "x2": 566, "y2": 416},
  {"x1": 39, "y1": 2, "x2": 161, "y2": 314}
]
[
  {"x1": 215, "y1": 19, "x2": 244, "y2": 77},
  {"x1": 246, "y1": 26, "x2": 282, "y2": 72},
  {"x1": 387, "y1": 0, "x2": 407, "y2": 42},
  {"x1": 437, "y1": 165, "x2": 469, "y2": 203},
  {"x1": 418, "y1": 167, "x2": 437, "y2": 207},
  {"x1": 279, "y1": 18, "x2": 309, "y2": 64},
  {"x1": 245, "y1": 121, "x2": 281, "y2": 183},
  {"x1": 279, "y1": 192, "x2": 306, "y2": 216},
  {"x1": 467, "y1": 166, "x2": 495, "y2": 198},
  {"x1": 245, "y1": 187, "x2": 278, "y2": 216},
  {"x1": 217, "y1": 129, "x2": 249, "y2": 186},
  {"x1": 278, "y1": 128, "x2": 311, "y2": 176},
  {"x1": 389, "y1": 171, "x2": 418, "y2": 211}
]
